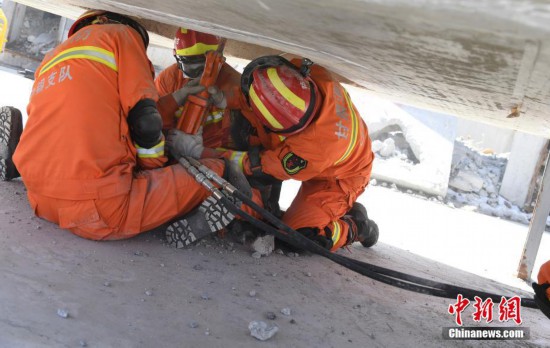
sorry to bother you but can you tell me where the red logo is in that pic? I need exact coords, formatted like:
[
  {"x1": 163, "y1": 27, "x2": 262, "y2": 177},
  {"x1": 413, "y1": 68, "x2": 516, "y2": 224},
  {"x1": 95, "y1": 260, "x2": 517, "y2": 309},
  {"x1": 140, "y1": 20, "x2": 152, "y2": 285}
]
[
  {"x1": 448, "y1": 295, "x2": 522, "y2": 326},
  {"x1": 448, "y1": 294, "x2": 470, "y2": 326}
]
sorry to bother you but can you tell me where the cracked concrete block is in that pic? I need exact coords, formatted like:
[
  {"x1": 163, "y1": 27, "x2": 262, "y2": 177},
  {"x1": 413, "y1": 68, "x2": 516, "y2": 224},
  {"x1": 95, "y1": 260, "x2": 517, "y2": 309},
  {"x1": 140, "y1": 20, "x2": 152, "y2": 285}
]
[{"x1": 251, "y1": 235, "x2": 274, "y2": 256}]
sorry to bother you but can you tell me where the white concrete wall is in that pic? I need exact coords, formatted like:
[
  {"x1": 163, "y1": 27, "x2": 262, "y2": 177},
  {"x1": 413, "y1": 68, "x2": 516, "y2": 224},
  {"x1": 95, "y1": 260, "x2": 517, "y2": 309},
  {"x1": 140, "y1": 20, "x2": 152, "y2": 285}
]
[
  {"x1": 456, "y1": 118, "x2": 515, "y2": 154},
  {"x1": 147, "y1": 45, "x2": 174, "y2": 70},
  {"x1": 348, "y1": 88, "x2": 457, "y2": 196},
  {"x1": 500, "y1": 133, "x2": 547, "y2": 207}
]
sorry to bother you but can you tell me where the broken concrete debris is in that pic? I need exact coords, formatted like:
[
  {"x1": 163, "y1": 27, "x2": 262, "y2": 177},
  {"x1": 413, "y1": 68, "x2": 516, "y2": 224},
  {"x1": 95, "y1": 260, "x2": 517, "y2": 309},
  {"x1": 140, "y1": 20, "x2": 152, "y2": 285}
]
[{"x1": 248, "y1": 321, "x2": 279, "y2": 341}]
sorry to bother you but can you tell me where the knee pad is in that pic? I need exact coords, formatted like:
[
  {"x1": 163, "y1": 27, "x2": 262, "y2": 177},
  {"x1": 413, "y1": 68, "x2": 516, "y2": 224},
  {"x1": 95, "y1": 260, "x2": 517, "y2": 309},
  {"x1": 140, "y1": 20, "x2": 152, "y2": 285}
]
[{"x1": 128, "y1": 99, "x2": 163, "y2": 148}]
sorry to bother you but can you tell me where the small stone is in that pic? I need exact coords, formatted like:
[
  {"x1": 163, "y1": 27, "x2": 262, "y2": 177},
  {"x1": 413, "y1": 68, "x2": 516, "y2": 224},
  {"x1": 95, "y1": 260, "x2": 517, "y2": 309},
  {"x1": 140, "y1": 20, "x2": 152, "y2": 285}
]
[
  {"x1": 193, "y1": 264, "x2": 203, "y2": 270},
  {"x1": 266, "y1": 311, "x2": 277, "y2": 320},
  {"x1": 281, "y1": 307, "x2": 291, "y2": 316},
  {"x1": 290, "y1": 319, "x2": 296, "y2": 324},
  {"x1": 79, "y1": 340, "x2": 87, "y2": 347},
  {"x1": 145, "y1": 290, "x2": 153, "y2": 296},
  {"x1": 57, "y1": 308, "x2": 69, "y2": 318},
  {"x1": 103, "y1": 281, "x2": 111, "y2": 287},
  {"x1": 160, "y1": 263, "x2": 165, "y2": 267},
  {"x1": 251, "y1": 252, "x2": 262, "y2": 259},
  {"x1": 249, "y1": 321, "x2": 279, "y2": 341},
  {"x1": 251, "y1": 235, "x2": 275, "y2": 256},
  {"x1": 275, "y1": 249, "x2": 284, "y2": 255},
  {"x1": 204, "y1": 330, "x2": 210, "y2": 336},
  {"x1": 134, "y1": 251, "x2": 143, "y2": 256},
  {"x1": 249, "y1": 290, "x2": 256, "y2": 297},
  {"x1": 188, "y1": 321, "x2": 199, "y2": 328},
  {"x1": 201, "y1": 293, "x2": 210, "y2": 300},
  {"x1": 306, "y1": 272, "x2": 312, "y2": 277}
]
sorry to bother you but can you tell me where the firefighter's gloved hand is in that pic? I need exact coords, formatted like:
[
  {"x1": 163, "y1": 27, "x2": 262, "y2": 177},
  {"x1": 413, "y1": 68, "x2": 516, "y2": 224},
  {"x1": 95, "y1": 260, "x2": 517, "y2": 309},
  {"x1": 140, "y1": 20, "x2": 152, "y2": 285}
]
[
  {"x1": 208, "y1": 86, "x2": 227, "y2": 109},
  {"x1": 172, "y1": 78, "x2": 204, "y2": 105},
  {"x1": 166, "y1": 129, "x2": 204, "y2": 159}
]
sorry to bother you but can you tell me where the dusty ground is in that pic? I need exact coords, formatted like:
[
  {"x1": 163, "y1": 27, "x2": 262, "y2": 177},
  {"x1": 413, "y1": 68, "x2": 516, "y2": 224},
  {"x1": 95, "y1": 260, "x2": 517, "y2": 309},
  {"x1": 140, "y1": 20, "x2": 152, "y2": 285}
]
[{"x1": 0, "y1": 179, "x2": 549, "y2": 348}]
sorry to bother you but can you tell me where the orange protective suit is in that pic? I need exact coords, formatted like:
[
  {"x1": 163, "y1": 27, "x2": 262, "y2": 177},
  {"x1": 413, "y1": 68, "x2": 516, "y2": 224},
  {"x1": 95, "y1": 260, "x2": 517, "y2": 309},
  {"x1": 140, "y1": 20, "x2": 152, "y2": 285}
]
[
  {"x1": 154, "y1": 62, "x2": 242, "y2": 149},
  {"x1": 13, "y1": 23, "x2": 224, "y2": 240},
  {"x1": 228, "y1": 60, "x2": 374, "y2": 251}
]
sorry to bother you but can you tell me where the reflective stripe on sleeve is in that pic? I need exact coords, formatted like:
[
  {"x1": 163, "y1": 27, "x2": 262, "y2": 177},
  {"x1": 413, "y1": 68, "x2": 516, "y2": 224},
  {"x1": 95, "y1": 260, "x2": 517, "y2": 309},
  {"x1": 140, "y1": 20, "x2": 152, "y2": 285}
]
[
  {"x1": 136, "y1": 140, "x2": 165, "y2": 158},
  {"x1": 229, "y1": 150, "x2": 247, "y2": 171},
  {"x1": 205, "y1": 111, "x2": 224, "y2": 125}
]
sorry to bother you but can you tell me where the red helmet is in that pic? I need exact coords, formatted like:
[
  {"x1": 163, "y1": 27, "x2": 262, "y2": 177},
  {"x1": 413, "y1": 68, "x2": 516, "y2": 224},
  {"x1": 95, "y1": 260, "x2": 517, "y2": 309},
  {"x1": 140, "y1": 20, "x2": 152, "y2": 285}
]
[
  {"x1": 173, "y1": 28, "x2": 220, "y2": 61},
  {"x1": 242, "y1": 56, "x2": 320, "y2": 135},
  {"x1": 68, "y1": 10, "x2": 149, "y2": 48}
]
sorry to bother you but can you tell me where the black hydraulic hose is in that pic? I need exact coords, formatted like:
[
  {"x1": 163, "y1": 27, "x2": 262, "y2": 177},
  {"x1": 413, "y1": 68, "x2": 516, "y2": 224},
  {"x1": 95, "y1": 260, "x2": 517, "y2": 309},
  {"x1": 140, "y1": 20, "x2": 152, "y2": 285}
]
[
  {"x1": 183, "y1": 157, "x2": 538, "y2": 308},
  {"x1": 231, "y1": 191, "x2": 537, "y2": 308},
  {"x1": 218, "y1": 194, "x2": 455, "y2": 298},
  {"x1": 225, "y1": 187, "x2": 536, "y2": 307}
]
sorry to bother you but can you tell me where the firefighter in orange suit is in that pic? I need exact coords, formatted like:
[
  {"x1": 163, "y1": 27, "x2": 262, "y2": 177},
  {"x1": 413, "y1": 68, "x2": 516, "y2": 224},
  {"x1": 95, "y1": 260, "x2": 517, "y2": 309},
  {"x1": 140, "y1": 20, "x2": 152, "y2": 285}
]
[
  {"x1": 213, "y1": 56, "x2": 379, "y2": 251},
  {"x1": 533, "y1": 260, "x2": 550, "y2": 319},
  {"x1": 154, "y1": 28, "x2": 242, "y2": 150},
  {"x1": 12, "y1": 10, "x2": 235, "y2": 242}
]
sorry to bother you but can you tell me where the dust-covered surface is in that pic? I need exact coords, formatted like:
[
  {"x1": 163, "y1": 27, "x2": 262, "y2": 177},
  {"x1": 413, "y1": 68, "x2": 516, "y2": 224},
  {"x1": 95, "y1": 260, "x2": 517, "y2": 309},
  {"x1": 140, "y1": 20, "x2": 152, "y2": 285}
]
[{"x1": 1, "y1": 179, "x2": 549, "y2": 348}]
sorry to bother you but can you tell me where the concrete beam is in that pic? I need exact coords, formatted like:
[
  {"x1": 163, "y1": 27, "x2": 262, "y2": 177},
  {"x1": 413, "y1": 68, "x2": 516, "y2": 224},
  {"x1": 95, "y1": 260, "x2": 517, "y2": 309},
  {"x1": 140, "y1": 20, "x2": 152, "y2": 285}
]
[{"x1": 517, "y1": 149, "x2": 550, "y2": 280}]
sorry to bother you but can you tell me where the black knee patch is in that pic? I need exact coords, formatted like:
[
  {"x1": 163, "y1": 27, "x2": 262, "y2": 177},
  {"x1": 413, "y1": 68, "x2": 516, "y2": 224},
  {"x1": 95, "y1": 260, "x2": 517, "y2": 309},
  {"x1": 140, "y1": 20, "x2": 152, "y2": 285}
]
[{"x1": 128, "y1": 99, "x2": 163, "y2": 148}]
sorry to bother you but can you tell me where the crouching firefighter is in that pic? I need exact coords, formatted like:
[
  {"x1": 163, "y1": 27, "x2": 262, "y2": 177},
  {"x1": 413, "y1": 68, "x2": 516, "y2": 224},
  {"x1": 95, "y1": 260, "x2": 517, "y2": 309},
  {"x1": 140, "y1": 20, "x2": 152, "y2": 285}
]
[
  {"x1": 202, "y1": 55, "x2": 380, "y2": 252},
  {"x1": 533, "y1": 260, "x2": 550, "y2": 320},
  {"x1": 11, "y1": 10, "x2": 244, "y2": 243}
]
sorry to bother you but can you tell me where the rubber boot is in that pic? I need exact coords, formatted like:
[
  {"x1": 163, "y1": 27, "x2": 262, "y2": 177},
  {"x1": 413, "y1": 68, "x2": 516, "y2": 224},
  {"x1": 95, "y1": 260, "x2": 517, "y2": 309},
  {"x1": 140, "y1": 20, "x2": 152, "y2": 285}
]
[
  {"x1": 342, "y1": 202, "x2": 379, "y2": 248},
  {"x1": 166, "y1": 160, "x2": 251, "y2": 248},
  {"x1": 0, "y1": 106, "x2": 23, "y2": 181}
]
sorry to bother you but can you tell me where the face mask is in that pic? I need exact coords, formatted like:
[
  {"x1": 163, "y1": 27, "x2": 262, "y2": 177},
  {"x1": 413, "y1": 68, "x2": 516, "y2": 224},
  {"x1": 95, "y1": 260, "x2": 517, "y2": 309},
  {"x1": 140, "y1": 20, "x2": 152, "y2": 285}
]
[{"x1": 181, "y1": 62, "x2": 205, "y2": 79}]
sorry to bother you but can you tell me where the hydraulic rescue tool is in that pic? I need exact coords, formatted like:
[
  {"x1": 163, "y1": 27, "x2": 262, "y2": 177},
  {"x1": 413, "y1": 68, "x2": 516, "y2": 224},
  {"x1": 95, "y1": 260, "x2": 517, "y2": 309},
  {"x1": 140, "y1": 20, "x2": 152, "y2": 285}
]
[{"x1": 176, "y1": 39, "x2": 227, "y2": 135}]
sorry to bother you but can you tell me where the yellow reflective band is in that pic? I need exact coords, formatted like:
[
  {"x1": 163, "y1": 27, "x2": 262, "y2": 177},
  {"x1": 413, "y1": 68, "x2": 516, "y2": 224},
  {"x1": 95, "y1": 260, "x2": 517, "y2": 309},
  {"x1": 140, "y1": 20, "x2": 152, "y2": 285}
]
[
  {"x1": 136, "y1": 140, "x2": 165, "y2": 158},
  {"x1": 39, "y1": 46, "x2": 117, "y2": 76},
  {"x1": 331, "y1": 221, "x2": 341, "y2": 244},
  {"x1": 229, "y1": 151, "x2": 246, "y2": 171},
  {"x1": 205, "y1": 111, "x2": 223, "y2": 125},
  {"x1": 267, "y1": 67, "x2": 306, "y2": 111},
  {"x1": 278, "y1": 135, "x2": 286, "y2": 142},
  {"x1": 175, "y1": 43, "x2": 219, "y2": 56},
  {"x1": 334, "y1": 89, "x2": 359, "y2": 165},
  {"x1": 250, "y1": 85, "x2": 284, "y2": 130},
  {"x1": 180, "y1": 28, "x2": 188, "y2": 34}
]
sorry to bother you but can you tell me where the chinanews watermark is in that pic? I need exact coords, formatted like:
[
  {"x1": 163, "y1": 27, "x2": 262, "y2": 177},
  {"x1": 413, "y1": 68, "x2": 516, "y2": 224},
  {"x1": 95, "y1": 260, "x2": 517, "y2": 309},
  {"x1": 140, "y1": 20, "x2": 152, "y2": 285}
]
[{"x1": 443, "y1": 294, "x2": 530, "y2": 340}]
